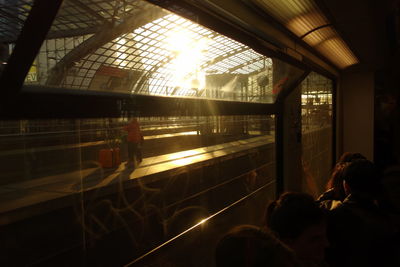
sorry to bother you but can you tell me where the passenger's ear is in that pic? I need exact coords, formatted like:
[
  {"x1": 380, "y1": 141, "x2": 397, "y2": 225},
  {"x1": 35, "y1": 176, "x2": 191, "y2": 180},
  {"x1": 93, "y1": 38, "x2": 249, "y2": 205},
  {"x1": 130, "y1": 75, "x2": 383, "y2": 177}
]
[{"x1": 343, "y1": 180, "x2": 351, "y2": 196}]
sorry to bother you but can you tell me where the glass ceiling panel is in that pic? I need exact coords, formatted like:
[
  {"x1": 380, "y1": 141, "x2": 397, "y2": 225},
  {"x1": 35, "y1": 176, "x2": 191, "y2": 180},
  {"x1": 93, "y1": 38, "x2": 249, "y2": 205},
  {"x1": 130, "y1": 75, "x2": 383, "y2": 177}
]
[
  {"x1": 0, "y1": 0, "x2": 33, "y2": 74},
  {"x1": 16, "y1": 0, "x2": 305, "y2": 103}
]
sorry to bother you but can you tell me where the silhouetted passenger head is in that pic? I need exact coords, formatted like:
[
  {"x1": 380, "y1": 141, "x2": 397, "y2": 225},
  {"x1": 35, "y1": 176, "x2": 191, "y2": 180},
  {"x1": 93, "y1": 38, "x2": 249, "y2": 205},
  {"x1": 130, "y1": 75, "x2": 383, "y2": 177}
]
[
  {"x1": 323, "y1": 152, "x2": 366, "y2": 201},
  {"x1": 326, "y1": 162, "x2": 349, "y2": 201},
  {"x1": 265, "y1": 192, "x2": 328, "y2": 263},
  {"x1": 337, "y1": 152, "x2": 366, "y2": 164},
  {"x1": 215, "y1": 225, "x2": 298, "y2": 267},
  {"x1": 342, "y1": 159, "x2": 380, "y2": 196}
]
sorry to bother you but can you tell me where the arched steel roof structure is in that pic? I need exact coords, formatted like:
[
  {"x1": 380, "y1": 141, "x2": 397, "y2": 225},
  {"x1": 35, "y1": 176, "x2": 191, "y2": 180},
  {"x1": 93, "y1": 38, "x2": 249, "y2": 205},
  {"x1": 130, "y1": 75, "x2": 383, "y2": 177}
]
[{"x1": 1, "y1": 0, "x2": 282, "y2": 100}]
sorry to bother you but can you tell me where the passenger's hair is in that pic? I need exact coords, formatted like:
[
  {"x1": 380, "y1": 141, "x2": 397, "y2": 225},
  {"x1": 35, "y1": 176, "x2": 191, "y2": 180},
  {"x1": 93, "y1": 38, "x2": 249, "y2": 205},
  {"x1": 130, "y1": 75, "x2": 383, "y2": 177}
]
[
  {"x1": 325, "y1": 162, "x2": 349, "y2": 200},
  {"x1": 324, "y1": 152, "x2": 367, "y2": 200},
  {"x1": 342, "y1": 159, "x2": 380, "y2": 195},
  {"x1": 337, "y1": 152, "x2": 366, "y2": 164},
  {"x1": 215, "y1": 225, "x2": 297, "y2": 267},
  {"x1": 265, "y1": 192, "x2": 325, "y2": 240}
]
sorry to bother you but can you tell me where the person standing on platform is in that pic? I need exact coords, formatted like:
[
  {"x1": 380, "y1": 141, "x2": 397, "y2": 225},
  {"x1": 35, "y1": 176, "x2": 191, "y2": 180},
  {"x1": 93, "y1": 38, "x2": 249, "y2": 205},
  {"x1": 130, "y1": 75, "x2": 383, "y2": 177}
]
[{"x1": 123, "y1": 117, "x2": 143, "y2": 166}]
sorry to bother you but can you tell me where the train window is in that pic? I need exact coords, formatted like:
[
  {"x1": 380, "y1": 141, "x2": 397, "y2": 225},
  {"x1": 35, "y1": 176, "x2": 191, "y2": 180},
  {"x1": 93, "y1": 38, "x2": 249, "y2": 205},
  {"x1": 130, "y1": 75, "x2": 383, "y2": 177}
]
[
  {"x1": 19, "y1": 0, "x2": 304, "y2": 104},
  {"x1": 300, "y1": 72, "x2": 333, "y2": 196}
]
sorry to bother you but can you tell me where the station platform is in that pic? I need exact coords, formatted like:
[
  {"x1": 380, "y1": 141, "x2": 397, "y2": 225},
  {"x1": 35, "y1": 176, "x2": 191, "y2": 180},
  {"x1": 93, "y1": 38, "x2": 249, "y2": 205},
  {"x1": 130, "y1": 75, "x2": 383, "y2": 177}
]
[{"x1": 0, "y1": 135, "x2": 274, "y2": 226}]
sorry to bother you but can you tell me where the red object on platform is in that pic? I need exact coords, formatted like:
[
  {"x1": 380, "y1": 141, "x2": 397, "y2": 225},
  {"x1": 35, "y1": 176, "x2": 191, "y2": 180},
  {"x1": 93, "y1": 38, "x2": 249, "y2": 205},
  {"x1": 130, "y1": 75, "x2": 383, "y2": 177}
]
[
  {"x1": 113, "y1": 148, "x2": 121, "y2": 166},
  {"x1": 99, "y1": 148, "x2": 120, "y2": 168}
]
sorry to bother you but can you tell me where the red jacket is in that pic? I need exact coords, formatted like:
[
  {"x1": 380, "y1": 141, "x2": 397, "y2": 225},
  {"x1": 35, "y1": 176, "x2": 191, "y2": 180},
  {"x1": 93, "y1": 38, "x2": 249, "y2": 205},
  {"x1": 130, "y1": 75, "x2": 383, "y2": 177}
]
[{"x1": 123, "y1": 120, "x2": 143, "y2": 143}]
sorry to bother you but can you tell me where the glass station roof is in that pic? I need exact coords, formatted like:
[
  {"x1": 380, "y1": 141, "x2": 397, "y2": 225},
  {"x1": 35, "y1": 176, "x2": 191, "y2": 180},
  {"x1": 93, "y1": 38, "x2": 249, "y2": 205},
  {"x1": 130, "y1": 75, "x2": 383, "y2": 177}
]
[
  {"x1": 0, "y1": 0, "x2": 32, "y2": 43},
  {"x1": 58, "y1": 13, "x2": 271, "y2": 95},
  {"x1": 1, "y1": 0, "x2": 304, "y2": 103}
]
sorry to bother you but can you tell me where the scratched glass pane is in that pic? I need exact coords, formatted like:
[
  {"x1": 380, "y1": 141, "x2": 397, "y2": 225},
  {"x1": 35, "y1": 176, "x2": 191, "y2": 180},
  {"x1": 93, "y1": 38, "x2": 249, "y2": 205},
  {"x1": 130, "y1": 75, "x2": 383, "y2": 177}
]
[
  {"x1": 0, "y1": 0, "x2": 288, "y2": 265},
  {"x1": 0, "y1": 115, "x2": 276, "y2": 265},
  {"x1": 0, "y1": 119, "x2": 85, "y2": 265},
  {"x1": 300, "y1": 72, "x2": 333, "y2": 196}
]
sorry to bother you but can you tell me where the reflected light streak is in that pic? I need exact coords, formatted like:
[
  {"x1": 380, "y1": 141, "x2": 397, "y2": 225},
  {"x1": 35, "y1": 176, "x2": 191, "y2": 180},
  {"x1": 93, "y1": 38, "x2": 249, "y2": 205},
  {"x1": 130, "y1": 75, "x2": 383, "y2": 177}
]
[
  {"x1": 197, "y1": 218, "x2": 207, "y2": 225},
  {"x1": 220, "y1": 76, "x2": 238, "y2": 92},
  {"x1": 144, "y1": 131, "x2": 197, "y2": 140},
  {"x1": 205, "y1": 99, "x2": 218, "y2": 115},
  {"x1": 165, "y1": 149, "x2": 199, "y2": 161},
  {"x1": 126, "y1": 181, "x2": 275, "y2": 266},
  {"x1": 172, "y1": 154, "x2": 205, "y2": 166}
]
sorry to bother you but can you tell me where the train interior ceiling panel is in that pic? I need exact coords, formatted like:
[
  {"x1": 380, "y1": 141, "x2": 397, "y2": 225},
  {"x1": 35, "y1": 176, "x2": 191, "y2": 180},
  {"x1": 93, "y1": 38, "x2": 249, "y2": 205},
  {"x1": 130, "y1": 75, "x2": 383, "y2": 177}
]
[{"x1": 0, "y1": 0, "x2": 398, "y2": 266}]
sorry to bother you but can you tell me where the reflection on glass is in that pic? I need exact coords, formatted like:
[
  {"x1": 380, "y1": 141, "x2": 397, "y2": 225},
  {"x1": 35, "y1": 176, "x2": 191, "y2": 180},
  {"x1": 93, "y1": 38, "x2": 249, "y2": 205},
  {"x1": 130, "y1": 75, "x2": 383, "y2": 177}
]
[
  {"x1": 0, "y1": 115, "x2": 276, "y2": 188},
  {"x1": 0, "y1": 115, "x2": 276, "y2": 265},
  {"x1": 301, "y1": 72, "x2": 333, "y2": 196}
]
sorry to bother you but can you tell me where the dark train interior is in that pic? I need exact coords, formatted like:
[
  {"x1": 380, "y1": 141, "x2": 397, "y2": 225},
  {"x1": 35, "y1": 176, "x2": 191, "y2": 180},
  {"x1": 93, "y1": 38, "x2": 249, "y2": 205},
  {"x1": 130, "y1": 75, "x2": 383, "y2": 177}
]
[{"x1": 0, "y1": 0, "x2": 399, "y2": 266}]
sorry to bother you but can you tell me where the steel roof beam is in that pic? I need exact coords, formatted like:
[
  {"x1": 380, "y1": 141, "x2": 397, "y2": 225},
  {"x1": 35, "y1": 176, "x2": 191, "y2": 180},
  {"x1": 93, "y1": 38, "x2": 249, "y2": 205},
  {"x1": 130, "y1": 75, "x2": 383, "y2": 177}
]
[{"x1": 46, "y1": 5, "x2": 167, "y2": 86}]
